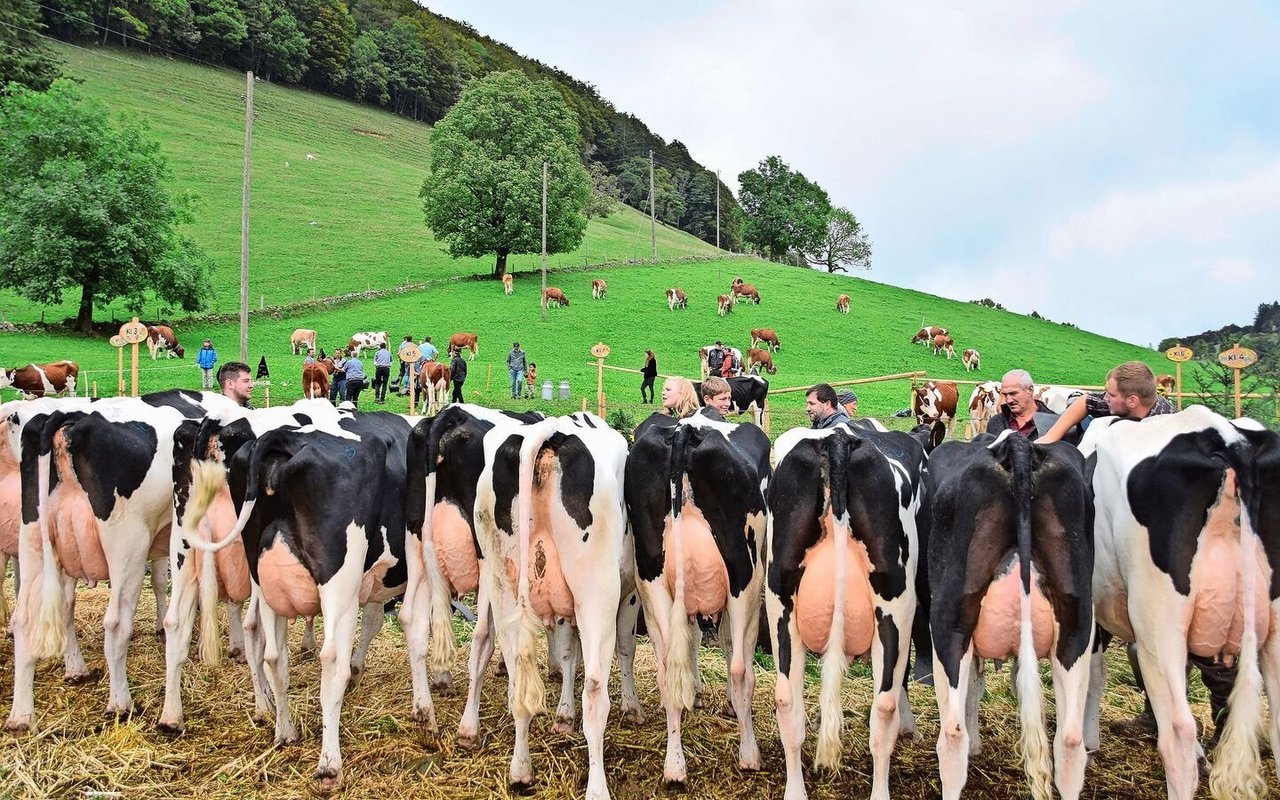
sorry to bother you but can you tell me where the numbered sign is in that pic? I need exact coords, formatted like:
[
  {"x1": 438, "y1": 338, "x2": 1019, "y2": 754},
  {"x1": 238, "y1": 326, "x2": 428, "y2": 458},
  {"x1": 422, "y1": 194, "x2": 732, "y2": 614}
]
[
  {"x1": 109, "y1": 335, "x2": 126, "y2": 348},
  {"x1": 1218, "y1": 346, "x2": 1258, "y2": 369},
  {"x1": 590, "y1": 342, "x2": 611, "y2": 359},
  {"x1": 1165, "y1": 345, "x2": 1193, "y2": 363},
  {"x1": 400, "y1": 344, "x2": 422, "y2": 363},
  {"x1": 119, "y1": 319, "x2": 148, "y2": 344}
]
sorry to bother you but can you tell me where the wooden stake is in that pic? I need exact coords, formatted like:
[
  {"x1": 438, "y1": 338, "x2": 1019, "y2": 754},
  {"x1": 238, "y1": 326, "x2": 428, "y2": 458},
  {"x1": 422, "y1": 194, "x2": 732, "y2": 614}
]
[
  {"x1": 485, "y1": 363, "x2": 492, "y2": 393},
  {"x1": 92, "y1": 381, "x2": 97, "y2": 399},
  {"x1": 240, "y1": 70, "x2": 253, "y2": 364},
  {"x1": 264, "y1": 386, "x2": 270, "y2": 408}
]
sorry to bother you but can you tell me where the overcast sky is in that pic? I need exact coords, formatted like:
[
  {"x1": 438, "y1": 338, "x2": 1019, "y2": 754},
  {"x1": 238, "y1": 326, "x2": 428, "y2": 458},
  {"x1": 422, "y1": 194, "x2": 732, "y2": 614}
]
[{"x1": 426, "y1": 0, "x2": 1279, "y2": 347}]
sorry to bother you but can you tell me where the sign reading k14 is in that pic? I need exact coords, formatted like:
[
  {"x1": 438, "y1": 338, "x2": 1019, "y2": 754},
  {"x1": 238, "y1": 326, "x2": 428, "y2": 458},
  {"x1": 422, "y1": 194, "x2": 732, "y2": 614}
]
[{"x1": 1218, "y1": 346, "x2": 1258, "y2": 369}]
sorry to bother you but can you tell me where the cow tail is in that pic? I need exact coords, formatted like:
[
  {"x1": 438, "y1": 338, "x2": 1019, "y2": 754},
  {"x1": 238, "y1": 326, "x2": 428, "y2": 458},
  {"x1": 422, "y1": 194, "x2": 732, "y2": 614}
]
[
  {"x1": 665, "y1": 424, "x2": 696, "y2": 712},
  {"x1": 416, "y1": 421, "x2": 458, "y2": 677},
  {"x1": 34, "y1": 437, "x2": 66, "y2": 659},
  {"x1": 817, "y1": 431, "x2": 851, "y2": 769},
  {"x1": 1004, "y1": 432, "x2": 1053, "y2": 800},
  {"x1": 1209, "y1": 443, "x2": 1265, "y2": 800},
  {"x1": 197, "y1": 518, "x2": 221, "y2": 667},
  {"x1": 512, "y1": 423, "x2": 550, "y2": 719},
  {"x1": 185, "y1": 460, "x2": 252, "y2": 555}
]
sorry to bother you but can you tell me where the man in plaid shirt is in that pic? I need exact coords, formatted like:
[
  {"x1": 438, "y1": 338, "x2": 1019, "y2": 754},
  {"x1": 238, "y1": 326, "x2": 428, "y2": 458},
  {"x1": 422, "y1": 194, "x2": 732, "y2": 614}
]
[{"x1": 1037, "y1": 360, "x2": 1174, "y2": 444}]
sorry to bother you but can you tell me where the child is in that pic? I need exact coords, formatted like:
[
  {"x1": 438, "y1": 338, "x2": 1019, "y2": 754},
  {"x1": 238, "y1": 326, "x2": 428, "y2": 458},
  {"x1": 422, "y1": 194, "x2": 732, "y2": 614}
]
[{"x1": 524, "y1": 362, "x2": 538, "y2": 399}]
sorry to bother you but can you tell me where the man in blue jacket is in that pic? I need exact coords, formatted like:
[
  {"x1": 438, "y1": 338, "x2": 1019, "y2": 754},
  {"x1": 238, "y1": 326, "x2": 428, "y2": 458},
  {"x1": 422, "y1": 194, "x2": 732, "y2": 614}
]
[{"x1": 197, "y1": 339, "x2": 218, "y2": 389}]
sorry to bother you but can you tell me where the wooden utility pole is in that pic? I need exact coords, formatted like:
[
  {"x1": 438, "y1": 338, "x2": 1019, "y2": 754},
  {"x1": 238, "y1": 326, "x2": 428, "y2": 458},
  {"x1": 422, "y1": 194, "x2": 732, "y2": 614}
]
[
  {"x1": 541, "y1": 161, "x2": 548, "y2": 323},
  {"x1": 649, "y1": 150, "x2": 656, "y2": 259},
  {"x1": 240, "y1": 71, "x2": 254, "y2": 363},
  {"x1": 715, "y1": 169, "x2": 720, "y2": 251}
]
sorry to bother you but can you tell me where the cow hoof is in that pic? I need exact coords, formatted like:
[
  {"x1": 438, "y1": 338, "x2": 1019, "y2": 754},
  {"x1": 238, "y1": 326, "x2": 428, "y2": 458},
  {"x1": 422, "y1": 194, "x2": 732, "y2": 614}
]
[
  {"x1": 106, "y1": 704, "x2": 141, "y2": 721},
  {"x1": 662, "y1": 777, "x2": 687, "y2": 792},
  {"x1": 718, "y1": 703, "x2": 735, "y2": 720},
  {"x1": 154, "y1": 628, "x2": 166, "y2": 640},
  {"x1": 156, "y1": 721, "x2": 184, "y2": 739},
  {"x1": 692, "y1": 693, "x2": 704, "y2": 710},
  {"x1": 430, "y1": 678, "x2": 454, "y2": 695},
  {"x1": 494, "y1": 661, "x2": 509, "y2": 678},
  {"x1": 456, "y1": 733, "x2": 478, "y2": 750},
  {"x1": 898, "y1": 726, "x2": 921, "y2": 743},
  {"x1": 314, "y1": 768, "x2": 342, "y2": 793},
  {"x1": 297, "y1": 648, "x2": 317, "y2": 662},
  {"x1": 275, "y1": 734, "x2": 300, "y2": 747},
  {"x1": 508, "y1": 778, "x2": 535, "y2": 795},
  {"x1": 228, "y1": 648, "x2": 247, "y2": 665},
  {"x1": 621, "y1": 706, "x2": 645, "y2": 725},
  {"x1": 65, "y1": 669, "x2": 102, "y2": 686},
  {"x1": 553, "y1": 715, "x2": 574, "y2": 734},
  {"x1": 4, "y1": 719, "x2": 31, "y2": 733},
  {"x1": 250, "y1": 711, "x2": 270, "y2": 726}
]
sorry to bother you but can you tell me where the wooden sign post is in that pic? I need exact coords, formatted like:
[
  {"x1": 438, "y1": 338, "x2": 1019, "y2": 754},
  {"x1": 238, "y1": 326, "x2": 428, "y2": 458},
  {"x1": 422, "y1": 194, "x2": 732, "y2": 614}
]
[
  {"x1": 1165, "y1": 343, "x2": 1194, "y2": 411},
  {"x1": 118, "y1": 318, "x2": 149, "y2": 397},
  {"x1": 1218, "y1": 343, "x2": 1258, "y2": 419},
  {"x1": 109, "y1": 334, "x2": 127, "y2": 396},
  {"x1": 400, "y1": 344, "x2": 421, "y2": 415},
  {"x1": 591, "y1": 342, "x2": 610, "y2": 419}
]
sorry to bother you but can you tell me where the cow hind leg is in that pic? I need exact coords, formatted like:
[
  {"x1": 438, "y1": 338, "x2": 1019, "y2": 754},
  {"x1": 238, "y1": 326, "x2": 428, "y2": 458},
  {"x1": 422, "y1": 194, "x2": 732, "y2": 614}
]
[
  {"x1": 457, "y1": 582, "x2": 495, "y2": 746},
  {"x1": 553, "y1": 620, "x2": 580, "y2": 733},
  {"x1": 350, "y1": 601, "x2": 384, "y2": 685},
  {"x1": 102, "y1": 553, "x2": 148, "y2": 717},
  {"x1": 726, "y1": 588, "x2": 761, "y2": 771},
  {"x1": 158, "y1": 555, "x2": 200, "y2": 733},
  {"x1": 614, "y1": 591, "x2": 643, "y2": 722},
  {"x1": 934, "y1": 648, "x2": 975, "y2": 800},
  {"x1": 1083, "y1": 635, "x2": 1108, "y2": 751},
  {"x1": 1138, "y1": 643, "x2": 1198, "y2": 800},
  {"x1": 637, "y1": 580, "x2": 688, "y2": 785},
  {"x1": 228, "y1": 601, "x2": 247, "y2": 663},
  {"x1": 868, "y1": 608, "x2": 912, "y2": 800},
  {"x1": 1051, "y1": 647, "x2": 1093, "y2": 800},
  {"x1": 150, "y1": 557, "x2": 169, "y2": 637},
  {"x1": 315, "y1": 595, "x2": 360, "y2": 790},
  {"x1": 59, "y1": 574, "x2": 93, "y2": 682},
  {"x1": 259, "y1": 604, "x2": 298, "y2": 745},
  {"x1": 298, "y1": 616, "x2": 317, "y2": 659},
  {"x1": 768, "y1": 594, "x2": 808, "y2": 800},
  {"x1": 965, "y1": 660, "x2": 984, "y2": 756}
]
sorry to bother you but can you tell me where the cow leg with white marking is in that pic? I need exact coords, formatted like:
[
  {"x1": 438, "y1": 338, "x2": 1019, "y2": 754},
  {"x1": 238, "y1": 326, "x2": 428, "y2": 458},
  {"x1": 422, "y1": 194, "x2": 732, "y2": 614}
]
[
  {"x1": 725, "y1": 577, "x2": 763, "y2": 769},
  {"x1": 150, "y1": 556, "x2": 169, "y2": 637},
  {"x1": 101, "y1": 533, "x2": 154, "y2": 716},
  {"x1": 257, "y1": 602, "x2": 299, "y2": 745},
  {"x1": 315, "y1": 559, "x2": 365, "y2": 789},
  {"x1": 615, "y1": 590, "x2": 643, "y2": 721},
  {"x1": 934, "y1": 649, "x2": 978, "y2": 799},
  {"x1": 1135, "y1": 636, "x2": 1198, "y2": 800},
  {"x1": 240, "y1": 594, "x2": 275, "y2": 722},
  {"x1": 457, "y1": 581, "x2": 495, "y2": 746},
  {"x1": 228, "y1": 601, "x2": 247, "y2": 663},
  {"x1": 158, "y1": 550, "x2": 201, "y2": 732},
  {"x1": 764, "y1": 568, "x2": 808, "y2": 800},
  {"x1": 1050, "y1": 633, "x2": 1094, "y2": 800},
  {"x1": 553, "y1": 620, "x2": 580, "y2": 732},
  {"x1": 868, "y1": 594, "x2": 915, "y2": 799}
]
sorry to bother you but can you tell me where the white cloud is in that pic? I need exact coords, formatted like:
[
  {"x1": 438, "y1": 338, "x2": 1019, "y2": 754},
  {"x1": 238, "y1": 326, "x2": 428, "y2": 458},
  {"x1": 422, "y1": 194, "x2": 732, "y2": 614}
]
[{"x1": 1205, "y1": 256, "x2": 1260, "y2": 284}]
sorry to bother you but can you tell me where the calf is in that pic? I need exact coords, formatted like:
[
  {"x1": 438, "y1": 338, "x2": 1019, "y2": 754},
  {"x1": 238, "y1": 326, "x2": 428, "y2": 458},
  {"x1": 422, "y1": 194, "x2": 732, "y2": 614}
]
[
  {"x1": 667, "y1": 288, "x2": 688, "y2": 310},
  {"x1": 290, "y1": 328, "x2": 317, "y2": 355},
  {"x1": 692, "y1": 375, "x2": 768, "y2": 425},
  {"x1": 732, "y1": 276, "x2": 745, "y2": 288},
  {"x1": 766, "y1": 424, "x2": 927, "y2": 800},
  {"x1": 147, "y1": 325, "x2": 185, "y2": 359},
  {"x1": 544, "y1": 287, "x2": 569, "y2": 308},
  {"x1": 966, "y1": 381, "x2": 1000, "y2": 439},
  {"x1": 591, "y1": 279, "x2": 607, "y2": 299},
  {"x1": 302, "y1": 360, "x2": 332, "y2": 400},
  {"x1": 927, "y1": 432, "x2": 1093, "y2": 800},
  {"x1": 836, "y1": 294, "x2": 850, "y2": 314},
  {"x1": 346, "y1": 330, "x2": 388, "y2": 357},
  {"x1": 1084, "y1": 407, "x2": 1274, "y2": 800},
  {"x1": 502, "y1": 273, "x2": 514, "y2": 295},
  {"x1": 448, "y1": 332, "x2": 479, "y2": 361},
  {"x1": 732, "y1": 283, "x2": 761, "y2": 304},
  {"x1": 750, "y1": 328, "x2": 780, "y2": 352},
  {"x1": 962, "y1": 348, "x2": 980, "y2": 372},
  {"x1": 0, "y1": 361, "x2": 79, "y2": 399},
  {"x1": 932, "y1": 334, "x2": 956, "y2": 358},
  {"x1": 913, "y1": 379, "x2": 959, "y2": 434},
  {"x1": 912, "y1": 325, "x2": 948, "y2": 345},
  {"x1": 626, "y1": 415, "x2": 771, "y2": 785},
  {"x1": 746, "y1": 348, "x2": 777, "y2": 375},
  {"x1": 717, "y1": 293, "x2": 735, "y2": 316},
  {"x1": 1156, "y1": 373, "x2": 1176, "y2": 395}
]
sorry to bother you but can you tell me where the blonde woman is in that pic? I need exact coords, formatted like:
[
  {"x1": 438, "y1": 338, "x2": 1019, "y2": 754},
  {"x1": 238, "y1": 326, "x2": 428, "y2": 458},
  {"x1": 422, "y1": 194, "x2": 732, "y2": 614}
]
[{"x1": 635, "y1": 376, "x2": 701, "y2": 443}]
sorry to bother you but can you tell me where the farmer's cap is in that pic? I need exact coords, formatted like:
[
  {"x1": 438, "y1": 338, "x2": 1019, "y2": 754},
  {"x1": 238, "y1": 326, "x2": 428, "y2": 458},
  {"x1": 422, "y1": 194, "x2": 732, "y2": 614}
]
[{"x1": 513, "y1": 341, "x2": 520, "y2": 347}]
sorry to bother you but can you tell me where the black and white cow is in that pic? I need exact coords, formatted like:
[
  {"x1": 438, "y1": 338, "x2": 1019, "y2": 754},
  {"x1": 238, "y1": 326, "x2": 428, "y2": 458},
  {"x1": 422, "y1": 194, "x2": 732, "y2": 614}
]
[
  {"x1": 184, "y1": 410, "x2": 412, "y2": 790},
  {"x1": 765, "y1": 423, "x2": 927, "y2": 800},
  {"x1": 692, "y1": 375, "x2": 769, "y2": 426},
  {"x1": 926, "y1": 431, "x2": 1093, "y2": 800},
  {"x1": 625, "y1": 413, "x2": 770, "y2": 785},
  {"x1": 1084, "y1": 406, "x2": 1274, "y2": 800}
]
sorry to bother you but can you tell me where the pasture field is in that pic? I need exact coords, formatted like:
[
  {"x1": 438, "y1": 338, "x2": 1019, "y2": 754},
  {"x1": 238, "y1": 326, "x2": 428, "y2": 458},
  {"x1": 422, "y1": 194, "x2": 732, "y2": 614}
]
[{"x1": 0, "y1": 585, "x2": 1259, "y2": 799}]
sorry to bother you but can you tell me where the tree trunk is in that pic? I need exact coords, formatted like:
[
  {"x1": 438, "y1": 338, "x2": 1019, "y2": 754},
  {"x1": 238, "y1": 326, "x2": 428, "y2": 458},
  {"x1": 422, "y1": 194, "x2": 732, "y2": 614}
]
[
  {"x1": 493, "y1": 250, "x2": 509, "y2": 278},
  {"x1": 76, "y1": 280, "x2": 96, "y2": 335}
]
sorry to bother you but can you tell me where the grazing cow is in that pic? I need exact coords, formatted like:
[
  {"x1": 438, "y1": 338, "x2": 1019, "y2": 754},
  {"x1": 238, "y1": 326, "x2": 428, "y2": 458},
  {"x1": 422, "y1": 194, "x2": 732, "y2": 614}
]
[
  {"x1": 962, "y1": 348, "x2": 981, "y2": 372},
  {"x1": 912, "y1": 325, "x2": 949, "y2": 345},
  {"x1": 448, "y1": 332, "x2": 479, "y2": 361},
  {"x1": 692, "y1": 375, "x2": 769, "y2": 426},
  {"x1": 1083, "y1": 407, "x2": 1274, "y2": 800},
  {"x1": 746, "y1": 348, "x2": 777, "y2": 375},
  {"x1": 927, "y1": 432, "x2": 1094, "y2": 800},
  {"x1": 416, "y1": 361, "x2": 451, "y2": 414},
  {"x1": 836, "y1": 294, "x2": 850, "y2": 314},
  {"x1": 717, "y1": 294, "x2": 735, "y2": 316},
  {"x1": 0, "y1": 361, "x2": 79, "y2": 398},
  {"x1": 732, "y1": 276, "x2": 745, "y2": 288},
  {"x1": 290, "y1": 329, "x2": 317, "y2": 356},
  {"x1": 591, "y1": 279, "x2": 607, "y2": 299},
  {"x1": 1156, "y1": 373, "x2": 1176, "y2": 395},
  {"x1": 732, "y1": 283, "x2": 761, "y2": 304},
  {"x1": 301, "y1": 360, "x2": 332, "y2": 400},
  {"x1": 626, "y1": 414, "x2": 771, "y2": 785},
  {"x1": 966, "y1": 381, "x2": 1001, "y2": 438},
  {"x1": 765, "y1": 423, "x2": 928, "y2": 800},
  {"x1": 666, "y1": 288, "x2": 688, "y2": 310},
  {"x1": 1033, "y1": 385, "x2": 1086, "y2": 414},
  {"x1": 913, "y1": 380, "x2": 959, "y2": 434},
  {"x1": 346, "y1": 330, "x2": 388, "y2": 357},
  {"x1": 147, "y1": 325, "x2": 185, "y2": 359},
  {"x1": 544, "y1": 287, "x2": 569, "y2": 308},
  {"x1": 183, "y1": 410, "x2": 413, "y2": 790},
  {"x1": 933, "y1": 334, "x2": 956, "y2": 359},
  {"x1": 502, "y1": 273, "x2": 514, "y2": 295},
  {"x1": 750, "y1": 328, "x2": 780, "y2": 352}
]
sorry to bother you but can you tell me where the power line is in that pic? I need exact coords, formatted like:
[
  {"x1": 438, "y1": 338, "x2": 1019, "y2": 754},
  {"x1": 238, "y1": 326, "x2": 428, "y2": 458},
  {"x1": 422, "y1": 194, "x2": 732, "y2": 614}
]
[{"x1": 36, "y1": 3, "x2": 227, "y2": 73}]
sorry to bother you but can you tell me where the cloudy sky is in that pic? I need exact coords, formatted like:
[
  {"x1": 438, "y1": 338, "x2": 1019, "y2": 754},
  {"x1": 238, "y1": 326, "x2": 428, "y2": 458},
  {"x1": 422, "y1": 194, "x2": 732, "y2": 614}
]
[{"x1": 426, "y1": 0, "x2": 1279, "y2": 347}]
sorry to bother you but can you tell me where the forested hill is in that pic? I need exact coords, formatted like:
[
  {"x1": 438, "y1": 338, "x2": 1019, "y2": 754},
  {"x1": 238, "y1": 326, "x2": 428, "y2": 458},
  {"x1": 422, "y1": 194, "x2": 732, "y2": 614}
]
[
  {"x1": 29, "y1": 0, "x2": 740, "y2": 248},
  {"x1": 1160, "y1": 301, "x2": 1280, "y2": 378}
]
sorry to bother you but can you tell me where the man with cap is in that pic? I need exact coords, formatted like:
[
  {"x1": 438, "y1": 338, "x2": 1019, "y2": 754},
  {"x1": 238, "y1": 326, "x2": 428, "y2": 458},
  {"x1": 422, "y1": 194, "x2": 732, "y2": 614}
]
[
  {"x1": 837, "y1": 389, "x2": 858, "y2": 419},
  {"x1": 196, "y1": 338, "x2": 218, "y2": 389},
  {"x1": 507, "y1": 341, "x2": 527, "y2": 400},
  {"x1": 707, "y1": 340, "x2": 726, "y2": 376}
]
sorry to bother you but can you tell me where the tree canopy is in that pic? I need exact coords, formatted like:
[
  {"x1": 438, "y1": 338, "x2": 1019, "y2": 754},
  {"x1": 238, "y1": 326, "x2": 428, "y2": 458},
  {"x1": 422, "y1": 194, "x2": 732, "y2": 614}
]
[
  {"x1": 420, "y1": 70, "x2": 590, "y2": 278},
  {"x1": 737, "y1": 155, "x2": 831, "y2": 262},
  {"x1": 0, "y1": 80, "x2": 213, "y2": 333},
  {"x1": 1, "y1": 0, "x2": 63, "y2": 90},
  {"x1": 806, "y1": 206, "x2": 872, "y2": 273}
]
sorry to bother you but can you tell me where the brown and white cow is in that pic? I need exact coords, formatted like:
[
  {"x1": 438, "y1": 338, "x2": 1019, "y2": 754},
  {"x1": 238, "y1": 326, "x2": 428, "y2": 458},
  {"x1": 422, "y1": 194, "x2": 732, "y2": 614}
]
[
  {"x1": 717, "y1": 294, "x2": 735, "y2": 316},
  {"x1": 347, "y1": 330, "x2": 388, "y2": 357},
  {"x1": 746, "y1": 347, "x2": 777, "y2": 375},
  {"x1": 0, "y1": 361, "x2": 79, "y2": 398},
  {"x1": 836, "y1": 294, "x2": 850, "y2": 314},
  {"x1": 291, "y1": 329, "x2": 318, "y2": 355},
  {"x1": 502, "y1": 273, "x2": 514, "y2": 295},
  {"x1": 667, "y1": 288, "x2": 688, "y2": 310},
  {"x1": 933, "y1": 334, "x2": 956, "y2": 359},
  {"x1": 1033, "y1": 385, "x2": 1086, "y2": 414},
  {"x1": 147, "y1": 325, "x2": 185, "y2": 359},
  {"x1": 416, "y1": 361, "x2": 451, "y2": 414},
  {"x1": 544, "y1": 287, "x2": 569, "y2": 308},
  {"x1": 750, "y1": 328, "x2": 780, "y2": 352},
  {"x1": 1156, "y1": 373, "x2": 1176, "y2": 395},
  {"x1": 302, "y1": 360, "x2": 332, "y2": 400},
  {"x1": 966, "y1": 381, "x2": 1001, "y2": 438},
  {"x1": 448, "y1": 332, "x2": 478, "y2": 361},
  {"x1": 591, "y1": 279, "x2": 607, "y2": 299},
  {"x1": 962, "y1": 348, "x2": 981, "y2": 372},
  {"x1": 732, "y1": 283, "x2": 761, "y2": 304},
  {"x1": 912, "y1": 325, "x2": 949, "y2": 345},
  {"x1": 913, "y1": 380, "x2": 959, "y2": 435},
  {"x1": 732, "y1": 276, "x2": 745, "y2": 288}
]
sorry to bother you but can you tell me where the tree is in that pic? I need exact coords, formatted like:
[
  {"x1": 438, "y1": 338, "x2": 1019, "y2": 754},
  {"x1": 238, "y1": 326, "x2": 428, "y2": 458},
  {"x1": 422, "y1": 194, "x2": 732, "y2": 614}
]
[
  {"x1": 806, "y1": 206, "x2": 872, "y2": 273},
  {"x1": 304, "y1": 0, "x2": 353, "y2": 90},
  {"x1": 0, "y1": 80, "x2": 213, "y2": 333},
  {"x1": 420, "y1": 70, "x2": 590, "y2": 278},
  {"x1": 584, "y1": 160, "x2": 617, "y2": 219},
  {"x1": 192, "y1": 0, "x2": 247, "y2": 60},
  {"x1": 737, "y1": 155, "x2": 831, "y2": 262},
  {"x1": 1, "y1": 0, "x2": 63, "y2": 89},
  {"x1": 345, "y1": 31, "x2": 387, "y2": 105}
]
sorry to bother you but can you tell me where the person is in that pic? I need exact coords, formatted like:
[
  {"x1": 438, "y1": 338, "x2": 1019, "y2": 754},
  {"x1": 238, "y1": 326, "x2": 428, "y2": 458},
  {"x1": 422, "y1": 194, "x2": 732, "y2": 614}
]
[
  {"x1": 344, "y1": 349, "x2": 367, "y2": 406},
  {"x1": 1038, "y1": 360, "x2": 1175, "y2": 444},
  {"x1": 303, "y1": 348, "x2": 316, "y2": 365},
  {"x1": 196, "y1": 338, "x2": 218, "y2": 390},
  {"x1": 507, "y1": 342, "x2": 527, "y2": 400},
  {"x1": 217, "y1": 361, "x2": 252, "y2": 407},
  {"x1": 329, "y1": 348, "x2": 347, "y2": 404},
  {"x1": 698, "y1": 375, "x2": 732, "y2": 421},
  {"x1": 450, "y1": 346, "x2": 467, "y2": 404},
  {"x1": 720, "y1": 349, "x2": 736, "y2": 379},
  {"x1": 985, "y1": 369, "x2": 1055, "y2": 439},
  {"x1": 371, "y1": 342, "x2": 392, "y2": 403},
  {"x1": 707, "y1": 341, "x2": 726, "y2": 376},
  {"x1": 396, "y1": 334, "x2": 415, "y2": 386},
  {"x1": 641, "y1": 350, "x2": 657, "y2": 404},
  {"x1": 837, "y1": 389, "x2": 858, "y2": 419},
  {"x1": 634, "y1": 376, "x2": 700, "y2": 442},
  {"x1": 420, "y1": 335, "x2": 438, "y2": 363},
  {"x1": 525, "y1": 362, "x2": 538, "y2": 399},
  {"x1": 806, "y1": 383, "x2": 850, "y2": 429}
]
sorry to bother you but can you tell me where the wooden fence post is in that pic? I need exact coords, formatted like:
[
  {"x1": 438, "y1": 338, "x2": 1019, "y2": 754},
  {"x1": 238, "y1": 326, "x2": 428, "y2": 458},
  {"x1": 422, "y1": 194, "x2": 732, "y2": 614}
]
[{"x1": 1165, "y1": 344, "x2": 1193, "y2": 411}]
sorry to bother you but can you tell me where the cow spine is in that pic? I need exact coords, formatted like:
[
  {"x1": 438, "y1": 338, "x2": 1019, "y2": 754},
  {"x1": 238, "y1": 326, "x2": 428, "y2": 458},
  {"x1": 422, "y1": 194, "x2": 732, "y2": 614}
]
[
  {"x1": 816, "y1": 432, "x2": 850, "y2": 769},
  {"x1": 512, "y1": 424, "x2": 549, "y2": 718},
  {"x1": 665, "y1": 425, "x2": 696, "y2": 712}
]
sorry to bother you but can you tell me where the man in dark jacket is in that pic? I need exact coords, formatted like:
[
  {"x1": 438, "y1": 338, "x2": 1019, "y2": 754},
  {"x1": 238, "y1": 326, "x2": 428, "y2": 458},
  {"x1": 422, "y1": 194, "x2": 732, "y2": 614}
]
[
  {"x1": 806, "y1": 383, "x2": 850, "y2": 429},
  {"x1": 507, "y1": 342, "x2": 527, "y2": 399},
  {"x1": 985, "y1": 369, "x2": 1056, "y2": 439},
  {"x1": 450, "y1": 346, "x2": 467, "y2": 404}
]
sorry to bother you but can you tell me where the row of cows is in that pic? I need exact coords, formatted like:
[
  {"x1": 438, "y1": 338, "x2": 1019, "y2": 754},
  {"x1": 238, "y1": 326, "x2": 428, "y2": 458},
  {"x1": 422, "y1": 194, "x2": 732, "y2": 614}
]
[{"x1": 1, "y1": 390, "x2": 1276, "y2": 800}]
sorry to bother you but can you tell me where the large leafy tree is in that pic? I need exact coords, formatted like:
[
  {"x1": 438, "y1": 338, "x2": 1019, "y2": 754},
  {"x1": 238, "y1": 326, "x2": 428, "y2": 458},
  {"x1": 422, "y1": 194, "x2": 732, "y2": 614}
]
[
  {"x1": 420, "y1": 70, "x2": 590, "y2": 278},
  {"x1": 737, "y1": 155, "x2": 831, "y2": 262},
  {"x1": 1, "y1": 0, "x2": 63, "y2": 89},
  {"x1": 0, "y1": 80, "x2": 213, "y2": 333},
  {"x1": 806, "y1": 207, "x2": 872, "y2": 273}
]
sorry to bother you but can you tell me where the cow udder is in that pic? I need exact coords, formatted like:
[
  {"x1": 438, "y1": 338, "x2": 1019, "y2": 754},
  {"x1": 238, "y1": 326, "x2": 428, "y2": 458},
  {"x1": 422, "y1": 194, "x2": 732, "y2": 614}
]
[
  {"x1": 258, "y1": 537, "x2": 320, "y2": 620},
  {"x1": 205, "y1": 486, "x2": 251, "y2": 603},
  {"x1": 663, "y1": 503, "x2": 729, "y2": 618},
  {"x1": 432, "y1": 501, "x2": 479, "y2": 594},
  {"x1": 794, "y1": 519, "x2": 876, "y2": 657},
  {"x1": 971, "y1": 557, "x2": 1055, "y2": 660},
  {"x1": 48, "y1": 483, "x2": 109, "y2": 582}
]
